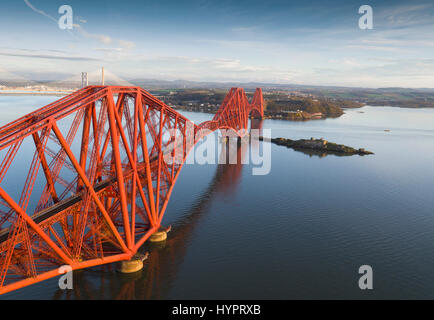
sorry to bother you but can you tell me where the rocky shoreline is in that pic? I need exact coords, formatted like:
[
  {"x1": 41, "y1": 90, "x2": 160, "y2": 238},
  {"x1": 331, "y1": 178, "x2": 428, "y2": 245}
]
[{"x1": 260, "y1": 136, "x2": 374, "y2": 156}]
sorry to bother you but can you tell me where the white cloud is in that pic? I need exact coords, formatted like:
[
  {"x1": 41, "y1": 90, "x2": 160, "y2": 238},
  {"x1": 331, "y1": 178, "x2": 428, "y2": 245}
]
[
  {"x1": 23, "y1": 0, "x2": 136, "y2": 49},
  {"x1": 118, "y1": 40, "x2": 135, "y2": 50},
  {"x1": 345, "y1": 44, "x2": 405, "y2": 52},
  {"x1": 23, "y1": 0, "x2": 57, "y2": 24},
  {"x1": 72, "y1": 24, "x2": 112, "y2": 45}
]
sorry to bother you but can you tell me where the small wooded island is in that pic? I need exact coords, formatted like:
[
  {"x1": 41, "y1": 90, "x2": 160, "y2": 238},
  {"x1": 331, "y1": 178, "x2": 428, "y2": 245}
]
[
  {"x1": 260, "y1": 136, "x2": 374, "y2": 156},
  {"x1": 263, "y1": 95, "x2": 364, "y2": 121}
]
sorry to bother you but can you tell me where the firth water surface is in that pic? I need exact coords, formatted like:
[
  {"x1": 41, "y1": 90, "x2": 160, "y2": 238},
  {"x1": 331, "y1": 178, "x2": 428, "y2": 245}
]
[{"x1": 1, "y1": 95, "x2": 434, "y2": 299}]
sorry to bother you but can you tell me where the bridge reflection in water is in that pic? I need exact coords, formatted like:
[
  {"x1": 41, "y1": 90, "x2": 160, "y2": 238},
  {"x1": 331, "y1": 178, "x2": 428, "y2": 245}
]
[{"x1": 52, "y1": 120, "x2": 263, "y2": 299}]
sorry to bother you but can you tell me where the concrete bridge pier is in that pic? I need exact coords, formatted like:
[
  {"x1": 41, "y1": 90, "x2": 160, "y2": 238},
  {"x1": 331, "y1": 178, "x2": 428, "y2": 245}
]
[
  {"x1": 149, "y1": 226, "x2": 171, "y2": 243},
  {"x1": 118, "y1": 252, "x2": 149, "y2": 274}
]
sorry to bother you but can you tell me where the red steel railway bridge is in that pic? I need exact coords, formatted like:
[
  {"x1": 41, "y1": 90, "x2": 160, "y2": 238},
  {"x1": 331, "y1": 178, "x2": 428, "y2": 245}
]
[{"x1": 0, "y1": 86, "x2": 264, "y2": 294}]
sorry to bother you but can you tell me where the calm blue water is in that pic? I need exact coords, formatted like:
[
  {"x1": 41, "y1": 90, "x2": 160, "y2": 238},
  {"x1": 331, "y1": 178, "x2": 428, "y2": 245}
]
[{"x1": 1, "y1": 95, "x2": 434, "y2": 299}]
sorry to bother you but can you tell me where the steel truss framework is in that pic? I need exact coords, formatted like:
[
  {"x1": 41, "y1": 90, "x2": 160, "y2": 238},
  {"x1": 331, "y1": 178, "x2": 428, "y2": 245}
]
[{"x1": 0, "y1": 86, "x2": 264, "y2": 295}]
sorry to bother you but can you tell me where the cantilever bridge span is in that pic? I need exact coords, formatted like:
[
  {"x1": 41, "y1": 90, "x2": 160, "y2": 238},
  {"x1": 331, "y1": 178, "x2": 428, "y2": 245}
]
[{"x1": 0, "y1": 86, "x2": 264, "y2": 294}]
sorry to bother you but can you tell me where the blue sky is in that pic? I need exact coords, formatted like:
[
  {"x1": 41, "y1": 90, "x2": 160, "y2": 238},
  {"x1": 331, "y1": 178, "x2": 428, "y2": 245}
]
[{"x1": 0, "y1": 0, "x2": 433, "y2": 87}]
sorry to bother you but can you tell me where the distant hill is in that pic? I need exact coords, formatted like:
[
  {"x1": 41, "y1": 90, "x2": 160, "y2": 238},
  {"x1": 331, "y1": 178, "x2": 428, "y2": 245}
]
[{"x1": 1, "y1": 76, "x2": 433, "y2": 108}]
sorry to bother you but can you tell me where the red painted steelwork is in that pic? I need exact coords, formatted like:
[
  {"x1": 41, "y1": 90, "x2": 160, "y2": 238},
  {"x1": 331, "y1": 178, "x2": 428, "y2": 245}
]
[{"x1": 0, "y1": 86, "x2": 264, "y2": 295}]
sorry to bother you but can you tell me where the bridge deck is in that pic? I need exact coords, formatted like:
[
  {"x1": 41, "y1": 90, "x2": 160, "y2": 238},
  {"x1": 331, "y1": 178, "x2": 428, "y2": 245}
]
[{"x1": 0, "y1": 178, "x2": 115, "y2": 244}]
